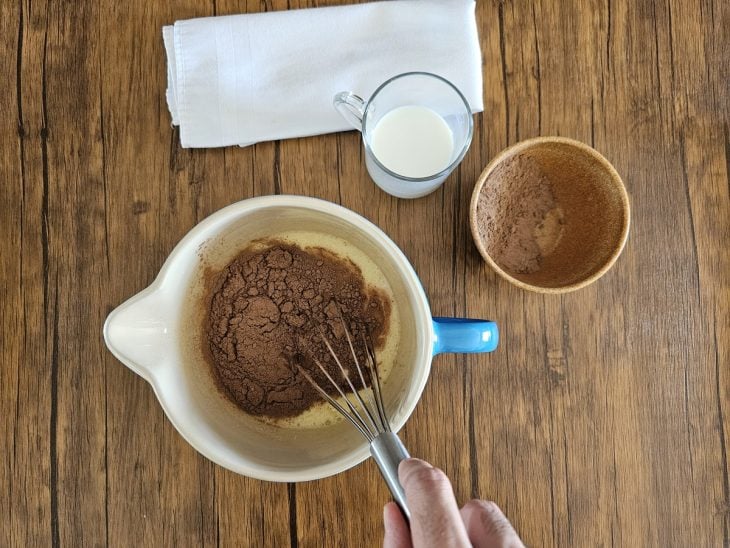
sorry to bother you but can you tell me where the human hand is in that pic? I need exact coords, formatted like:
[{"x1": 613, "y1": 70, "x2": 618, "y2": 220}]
[{"x1": 383, "y1": 458, "x2": 525, "y2": 548}]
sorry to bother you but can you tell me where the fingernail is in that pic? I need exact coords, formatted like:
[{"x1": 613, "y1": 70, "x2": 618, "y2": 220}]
[
  {"x1": 382, "y1": 502, "x2": 396, "y2": 531},
  {"x1": 403, "y1": 457, "x2": 433, "y2": 468}
]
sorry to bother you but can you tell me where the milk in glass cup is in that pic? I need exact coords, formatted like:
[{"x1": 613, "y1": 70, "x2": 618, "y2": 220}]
[{"x1": 334, "y1": 72, "x2": 474, "y2": 199}]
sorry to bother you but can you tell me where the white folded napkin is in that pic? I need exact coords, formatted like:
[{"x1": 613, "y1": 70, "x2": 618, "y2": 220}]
[{"x1": 163, "y1": 0, "x2": 482, "y2": 148}]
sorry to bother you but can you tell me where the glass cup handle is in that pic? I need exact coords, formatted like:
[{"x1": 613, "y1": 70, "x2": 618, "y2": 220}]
[{"x1": 333, "y1": 92, "x2": 366, "y2": 131}]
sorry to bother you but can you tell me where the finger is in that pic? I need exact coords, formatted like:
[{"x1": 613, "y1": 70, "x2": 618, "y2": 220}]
[
  {"x1": 383, "y1": 502, "x2": 412, "y2": 548},
  {"x1": 460, "y1": 500, "x2": 525, "y2": 548},
  {"x1": 398, "y1": 458, "x2": 471, "y2": 548}
]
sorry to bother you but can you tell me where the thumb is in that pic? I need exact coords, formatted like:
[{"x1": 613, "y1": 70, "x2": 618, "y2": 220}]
[{"x1": 399, "y1": 458, "x2": 471, "y2": 548}]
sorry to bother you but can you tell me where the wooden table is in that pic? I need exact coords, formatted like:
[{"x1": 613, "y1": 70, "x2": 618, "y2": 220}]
[{"x1": 2, "y1": 0, "x2": 728, "y2": 546}]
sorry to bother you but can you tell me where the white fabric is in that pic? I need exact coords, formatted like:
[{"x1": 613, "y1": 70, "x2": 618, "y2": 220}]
[{"x1": 163, "y1": 0, "x2": 482, "y2": 148}]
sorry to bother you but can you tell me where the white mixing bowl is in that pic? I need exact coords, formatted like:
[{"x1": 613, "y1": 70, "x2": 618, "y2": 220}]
[{"x1": 104, "y1": 196, "x2": 497, "y2": 481}]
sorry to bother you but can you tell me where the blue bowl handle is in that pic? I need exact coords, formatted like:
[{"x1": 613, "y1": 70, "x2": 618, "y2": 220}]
[{"x1": 432, "y1": 318, "x2": 499, "y2": 355}]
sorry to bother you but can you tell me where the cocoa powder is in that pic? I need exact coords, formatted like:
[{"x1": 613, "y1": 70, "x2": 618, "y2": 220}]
[
  {"x1": 476, "y1": 154, "x2": 563, "y2": 274},
  {"x1": 205, "y1": 240, "x2": 390, "y2": 419}
]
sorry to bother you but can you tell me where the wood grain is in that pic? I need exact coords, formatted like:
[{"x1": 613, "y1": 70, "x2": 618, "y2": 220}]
[{"x1": 1, "y1": 0, "x2": 728, "y2": 546}]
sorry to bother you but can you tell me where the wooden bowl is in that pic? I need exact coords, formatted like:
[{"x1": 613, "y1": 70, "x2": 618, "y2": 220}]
[{"x1": 469, "y1": 137, "x2": 630, "y2": 293}]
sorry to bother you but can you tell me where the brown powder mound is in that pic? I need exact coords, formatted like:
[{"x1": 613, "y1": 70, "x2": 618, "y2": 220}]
[
  {"x1": 476, "y1": 154, "x2": 564, "y2": 274},
  {"x1": 205, "y1": 240, "x2": 390, "y2": 419}
]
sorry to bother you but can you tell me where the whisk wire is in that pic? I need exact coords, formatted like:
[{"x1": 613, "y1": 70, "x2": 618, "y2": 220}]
[
  {"x1": 296, "y1": 308, "x2": 411, "y2": 521},
  {"x1": 318, "y1": 327, "x2": 381, "y2": 437},
  {"x1": 338, "y1": 315, "x2": 387, "y2": 433},
  {"x1": 308, "y1": 353, "x2": 376, "y2": 441},
  {"x1": 294, "y1": 363, "x2": 373, "y2": 441},
  {"x1": 312, "y1": 357, "x2": 378, "y2": 439},
  {"x1": 361, "y1": 330, "x2": 390, "y2": 432}
]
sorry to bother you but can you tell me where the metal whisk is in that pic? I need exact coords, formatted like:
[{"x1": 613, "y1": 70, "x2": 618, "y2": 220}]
[{"x1": 295, "y1": 315, "x2": 411, "y2": 521}]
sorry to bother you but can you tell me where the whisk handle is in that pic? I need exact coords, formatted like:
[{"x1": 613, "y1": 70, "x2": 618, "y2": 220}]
[{"x1": 370, "y1": 432, "x2": 411, "y2": 522}]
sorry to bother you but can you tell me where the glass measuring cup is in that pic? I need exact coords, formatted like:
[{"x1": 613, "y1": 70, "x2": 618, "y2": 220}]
[{"x1": 334, "y1": 72, "x2": 474, "y2": 199}]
